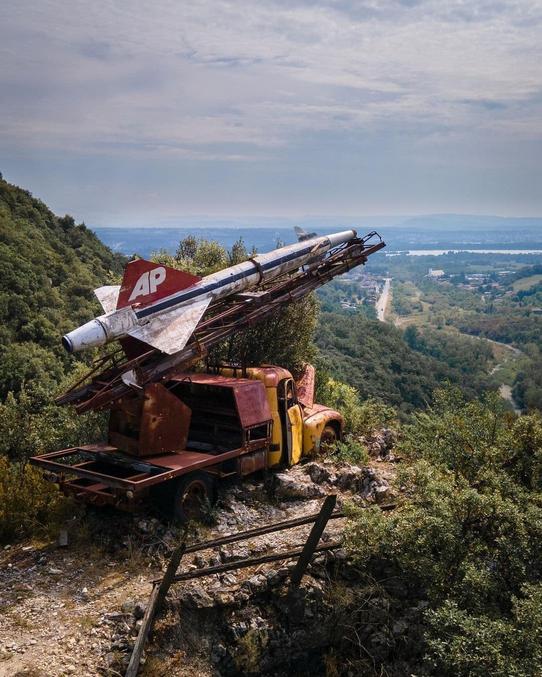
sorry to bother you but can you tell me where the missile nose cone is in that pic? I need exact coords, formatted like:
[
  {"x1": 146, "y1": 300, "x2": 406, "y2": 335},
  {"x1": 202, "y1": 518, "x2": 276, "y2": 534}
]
[{"x1": 326, "y1": 229, "x2": 357, "y2": 248}]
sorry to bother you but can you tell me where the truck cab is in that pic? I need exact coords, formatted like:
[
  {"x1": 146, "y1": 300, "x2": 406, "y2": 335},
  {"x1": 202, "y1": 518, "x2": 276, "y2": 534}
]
[{"x1": 217, "y1": 364, "x2": 343, "y2": 467}]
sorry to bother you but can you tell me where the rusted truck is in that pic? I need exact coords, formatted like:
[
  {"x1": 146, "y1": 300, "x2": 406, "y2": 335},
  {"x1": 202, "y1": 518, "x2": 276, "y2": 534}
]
[{"x1": 30, "y1": 365, "x2": 342, "y2": 521}]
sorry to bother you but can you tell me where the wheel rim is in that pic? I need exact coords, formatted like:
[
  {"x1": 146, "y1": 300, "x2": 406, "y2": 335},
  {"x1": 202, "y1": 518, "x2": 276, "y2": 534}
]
[{"x1": 180, "y1": 480, "x2": 208, "y2": 519}]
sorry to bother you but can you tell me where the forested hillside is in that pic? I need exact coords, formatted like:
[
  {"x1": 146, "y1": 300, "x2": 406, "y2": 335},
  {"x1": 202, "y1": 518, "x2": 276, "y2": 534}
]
[
  {"x1": 0, "y1": 175, "x2": 125, "y2": 398},
  {"x1": 317, "y1": 311, "x2": 492, "y2": 413}
]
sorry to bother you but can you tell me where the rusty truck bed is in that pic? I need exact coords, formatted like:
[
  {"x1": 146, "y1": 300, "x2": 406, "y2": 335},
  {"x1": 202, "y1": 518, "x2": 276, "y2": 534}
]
[
  {"x1": 30, "y1": 440, "x2": 267, "y2": 508},
  {"x1": 31, "y1": 371, "x2": 274, "y2": 509}
]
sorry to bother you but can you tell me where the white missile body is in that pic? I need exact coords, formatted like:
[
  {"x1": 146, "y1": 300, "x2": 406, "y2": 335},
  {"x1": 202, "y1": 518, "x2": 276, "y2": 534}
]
[{"x1": 62, "y1": 229, "x2": 356, "y2": 356}]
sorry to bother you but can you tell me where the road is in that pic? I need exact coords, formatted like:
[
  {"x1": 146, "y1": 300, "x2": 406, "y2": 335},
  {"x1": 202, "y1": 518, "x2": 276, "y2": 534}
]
[
  {"x1": 376, "y1": 278, "x2": 391, "y2": 322},
  {"x1": 499, "y1": 384, "x2": 522, "y2": 415}
]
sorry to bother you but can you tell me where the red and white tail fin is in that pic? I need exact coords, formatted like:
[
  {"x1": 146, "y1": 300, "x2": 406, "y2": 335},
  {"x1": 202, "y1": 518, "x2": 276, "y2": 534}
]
[{"x1": 116, "y1": 259, "x2": 201, "y2": 310}]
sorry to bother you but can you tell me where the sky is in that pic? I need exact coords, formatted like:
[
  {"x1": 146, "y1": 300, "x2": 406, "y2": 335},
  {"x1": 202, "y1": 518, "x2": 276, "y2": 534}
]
[{"x1": 1, "y1": 0, "x2": 541, "y2": 226}]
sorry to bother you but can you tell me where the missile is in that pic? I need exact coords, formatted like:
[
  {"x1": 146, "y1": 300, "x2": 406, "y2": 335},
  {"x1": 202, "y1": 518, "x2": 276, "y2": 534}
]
[{"x1": 62, "y1": 229, "x2": 357, "y2": 356}]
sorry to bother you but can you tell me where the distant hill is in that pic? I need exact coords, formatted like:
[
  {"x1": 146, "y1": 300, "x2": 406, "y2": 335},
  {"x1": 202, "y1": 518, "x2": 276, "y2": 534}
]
[
  {"x1": 397, "y1": 213, "x2": 542, "y2": 230},
  {"x1": 0, "y1": 175, "x2": 125, "y2": 397}
]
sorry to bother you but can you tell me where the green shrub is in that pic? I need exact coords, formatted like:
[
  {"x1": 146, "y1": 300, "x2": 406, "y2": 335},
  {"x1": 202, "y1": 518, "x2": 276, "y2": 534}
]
[
  {"x1": 0, "y1": 458, "x2": 71, "y2": 543},
  {"x1": 0, "y1": 363, "x2": 106, "y2": 461},
  {"x1": 0, "y1": 384, "x2": 105, "y2": 461},
  {"x1": 331, "y1": 436, "x2": 369, "y2": 465},
  {"x1": 426, "y1": 585, "x2": 542, "y2": 677},
  {"x1": 318, "y1": 377, "x2": 396, "y2": 436},
  {"x1": 340, "y1": 388, "x2": 542, "y2": 675}
]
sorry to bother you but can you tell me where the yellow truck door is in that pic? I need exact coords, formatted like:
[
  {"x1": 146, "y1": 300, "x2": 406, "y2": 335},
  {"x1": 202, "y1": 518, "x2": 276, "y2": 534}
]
[
  {"x1": 287, "y1": 404, "x2": 303, "y2": 465},
  {"x1": 280, "y1": 378, "x2": 303, "y2": 465}
]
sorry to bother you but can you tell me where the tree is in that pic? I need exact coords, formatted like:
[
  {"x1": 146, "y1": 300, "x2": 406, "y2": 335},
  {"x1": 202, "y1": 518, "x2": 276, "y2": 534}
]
[
  {"x1": 152, "y1": 235, "x2": 319, "y2": 376},
  {"x1": 229, "y1": 237, "x2": 249, "y2": 265},
  {"x1": 0, "y1": 343, "x2": 63, "y2": 400}
]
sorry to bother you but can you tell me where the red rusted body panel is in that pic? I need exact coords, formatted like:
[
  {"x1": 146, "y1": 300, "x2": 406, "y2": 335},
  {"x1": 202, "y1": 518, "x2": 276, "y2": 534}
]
[
  {"x1": 30, "y1": 435, "x2": 271, "y2": 509},
  {"x1": 30, "y1": 374, "x2": 273, "y2": 509},
  {"x1": 238, "y1": 449, "x2": 267, "y2": 475},
  {"x1": 108, "y1": 383, "x2": 192, "y2": 458},
  {"x1": 139, "y1": 383, "x2": 191, "y2": 456},
  {"x1": 296, "y1": 364, "x2": 315, "y2": 408},
  {"x1": 167, "y1": 372, "x2": 272, "y2": 429}
]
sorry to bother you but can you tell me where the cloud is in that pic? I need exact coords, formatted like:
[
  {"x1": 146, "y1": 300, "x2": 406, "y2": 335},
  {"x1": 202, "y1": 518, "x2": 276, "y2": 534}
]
[{"x1": 0, "y1": 0, "x2": 541, "y2": 217}]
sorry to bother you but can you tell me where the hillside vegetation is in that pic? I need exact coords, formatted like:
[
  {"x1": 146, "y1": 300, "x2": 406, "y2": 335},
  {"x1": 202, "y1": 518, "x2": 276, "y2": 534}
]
[
  {"x1": 1, "y1": 179, "x2": 542, "y2": 676},
  {"x1": 316, "y1": 311, "x2": 492, "y2": 414},
  {"x1": 344, "y1": 390, "x2": 542, "y2": 676},
  {"x1": 0, "y1": 175, "x2": 125, "y2": 398}
]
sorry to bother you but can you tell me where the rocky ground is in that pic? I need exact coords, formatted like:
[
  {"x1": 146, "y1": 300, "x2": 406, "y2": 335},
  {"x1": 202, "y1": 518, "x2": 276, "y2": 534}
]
[{"x1": 0, "y1": 434, "x2": 399, "y2": 677}]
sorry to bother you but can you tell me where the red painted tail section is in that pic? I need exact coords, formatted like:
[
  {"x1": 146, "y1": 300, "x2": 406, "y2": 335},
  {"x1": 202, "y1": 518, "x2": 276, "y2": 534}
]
[{"x1": 116, "y1": 259, "x2": 201, "y2": 310}]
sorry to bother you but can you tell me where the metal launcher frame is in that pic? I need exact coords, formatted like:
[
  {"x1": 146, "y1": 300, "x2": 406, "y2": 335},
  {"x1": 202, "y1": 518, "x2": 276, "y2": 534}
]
[{"x1": 57, "y1": 231, "x2": 385, "y2": 414}]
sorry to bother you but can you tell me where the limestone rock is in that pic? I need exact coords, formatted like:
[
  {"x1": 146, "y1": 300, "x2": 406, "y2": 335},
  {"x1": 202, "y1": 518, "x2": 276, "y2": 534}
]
[
  {"x1": 363, "y1": 427, "x2": 397, "y2": 458},
  {"x1": 304, "y1": 462, "x2": 335, "y2": 485},
  {"x1": 334, "y1": 465, "x2": 363, "y2": 491},
  {"x1": 273, "y1": 472, "x2": 326, "y2": 500}
]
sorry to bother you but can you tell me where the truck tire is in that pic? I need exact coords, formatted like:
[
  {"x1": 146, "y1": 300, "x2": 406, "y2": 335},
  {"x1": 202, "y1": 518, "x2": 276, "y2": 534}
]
[
  {"x1": 320, "y1": 424, "x2": 338, "y2": 447},
  {"x1": 173, "y1": 472, "x2": 216, "y2": 523}
]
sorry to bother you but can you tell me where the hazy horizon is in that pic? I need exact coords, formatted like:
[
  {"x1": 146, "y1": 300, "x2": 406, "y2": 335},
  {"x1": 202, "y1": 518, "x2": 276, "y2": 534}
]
[{"x1": 90, "y1": 213, "x2": 542, "y2": 230}]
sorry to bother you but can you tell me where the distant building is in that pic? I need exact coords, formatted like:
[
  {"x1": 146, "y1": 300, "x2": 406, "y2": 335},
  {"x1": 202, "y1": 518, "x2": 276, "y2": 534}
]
[{"x1": 428, "y1": 268, "x2": 445, "y2": 278}]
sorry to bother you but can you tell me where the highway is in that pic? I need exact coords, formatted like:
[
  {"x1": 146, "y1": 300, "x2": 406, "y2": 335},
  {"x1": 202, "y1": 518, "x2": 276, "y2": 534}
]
[{"x1": 376, "y1": 277, "x2": 391, "y2": 322}]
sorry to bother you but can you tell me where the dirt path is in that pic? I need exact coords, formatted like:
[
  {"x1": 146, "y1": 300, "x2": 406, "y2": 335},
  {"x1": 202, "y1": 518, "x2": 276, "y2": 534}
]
[
  {"x1": 499, "y1": 384, "x2": 522, "y2": 415},
  {"x1": 0, "y1": 544, "x2": 157, "y2": 676}
]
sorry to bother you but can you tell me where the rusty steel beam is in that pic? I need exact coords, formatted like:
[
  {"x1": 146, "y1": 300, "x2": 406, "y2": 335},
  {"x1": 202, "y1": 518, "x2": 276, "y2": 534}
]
[
  {"x1": 183, "y1": 509, "x2": 345, "y2": 555},
  {"x1": 160, "y1": 541, "x2": 342, "y2": 584}
]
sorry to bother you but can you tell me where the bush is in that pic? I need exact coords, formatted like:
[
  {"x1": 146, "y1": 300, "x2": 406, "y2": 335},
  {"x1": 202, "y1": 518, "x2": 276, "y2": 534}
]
[
  {"x1": 340, "y1": 388, "x2": 542, "y2": 675},
  {"x1": 0, "y1": 380, "x2": 106, "y2": 461},
  {"x1": 426, "y1": 586, "x2": 542, "y2": 677},
  {"x1": 330, "y1": 436, "x2": 369, "y2": 465},
  {"x1": 318, "y1": 377, "x2": 396, "y2": 436},
  {"x1": 0, "y1": 458, "x2": 71, "y2": 543},
  {"x1": 0, "y1": 342, "x2": 63, "y2": 400}
]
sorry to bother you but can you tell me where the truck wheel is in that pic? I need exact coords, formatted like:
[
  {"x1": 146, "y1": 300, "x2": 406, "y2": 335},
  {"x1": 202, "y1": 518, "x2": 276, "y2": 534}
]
[
  {"x1": 173, "y1": 472, "x2": 216, "y2": 523},
  {"x1": 321, "y1": 425, "x2": 338, "y2": 447}
]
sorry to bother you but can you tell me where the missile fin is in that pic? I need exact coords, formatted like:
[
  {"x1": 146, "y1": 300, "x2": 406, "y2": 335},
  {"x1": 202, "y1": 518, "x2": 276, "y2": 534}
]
[
  {"x1": 94, "y1": 285, "x2": 121, "y2": 313},
  {"x1": 116, "y1": 259, "x2": 201, "y2": 310},
  {"x1": 127, "y1": 297, "x2": 212, "y2": 354}
]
